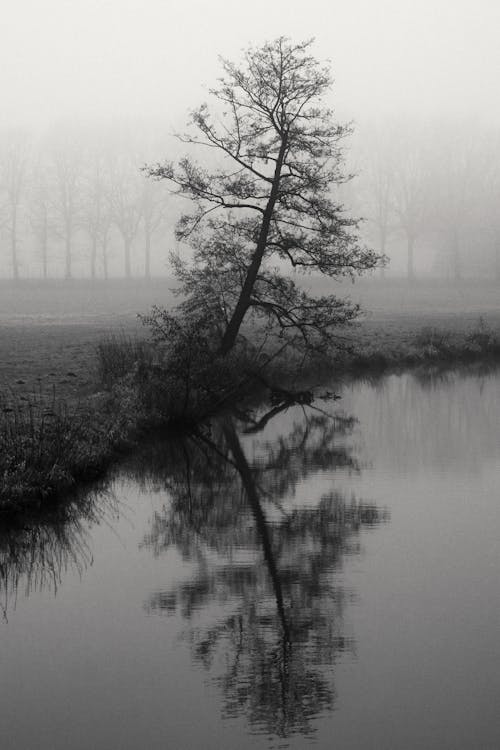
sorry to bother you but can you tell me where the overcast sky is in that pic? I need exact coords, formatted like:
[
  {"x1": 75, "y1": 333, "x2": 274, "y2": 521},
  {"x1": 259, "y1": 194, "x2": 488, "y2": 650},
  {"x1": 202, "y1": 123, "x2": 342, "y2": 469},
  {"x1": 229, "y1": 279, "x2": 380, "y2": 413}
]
[{"x1": 2, "y1": 0, "x2": 500, "y2": 131}]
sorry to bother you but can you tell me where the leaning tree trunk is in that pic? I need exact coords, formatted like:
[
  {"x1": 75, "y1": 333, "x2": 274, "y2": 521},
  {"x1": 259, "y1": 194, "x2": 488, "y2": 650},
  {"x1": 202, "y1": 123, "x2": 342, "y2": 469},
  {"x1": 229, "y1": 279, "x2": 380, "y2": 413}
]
[{"x1": 219, "y1": 134, "x2": 288, "y2": 355}]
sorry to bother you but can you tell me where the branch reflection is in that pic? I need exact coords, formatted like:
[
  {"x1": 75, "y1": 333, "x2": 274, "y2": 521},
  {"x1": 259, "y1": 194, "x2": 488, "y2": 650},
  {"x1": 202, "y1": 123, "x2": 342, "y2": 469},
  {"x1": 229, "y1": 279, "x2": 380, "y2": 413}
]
[{"x1": 139, "y1": 403, "x2": 389, "y2": 740}]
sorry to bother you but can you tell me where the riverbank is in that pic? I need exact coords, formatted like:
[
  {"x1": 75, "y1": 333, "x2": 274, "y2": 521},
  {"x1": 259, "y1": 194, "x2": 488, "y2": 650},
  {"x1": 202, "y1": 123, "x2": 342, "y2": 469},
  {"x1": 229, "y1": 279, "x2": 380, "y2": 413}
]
[{"x1": 2, "y1": 278, "x2": 500, "y2": 510}]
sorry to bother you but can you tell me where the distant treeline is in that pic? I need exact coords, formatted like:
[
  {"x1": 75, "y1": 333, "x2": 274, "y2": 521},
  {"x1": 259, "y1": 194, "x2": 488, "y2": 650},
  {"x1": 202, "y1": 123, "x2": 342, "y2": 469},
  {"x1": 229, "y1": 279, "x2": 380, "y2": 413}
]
[
  {"x1": 0, "y1": 119, "x2": 180, "y2": 280},
  {"x1": 346, "y1": 118, "x2": 500, "y2": 281},
  {"x1": 1, "y1": 117, "x2": 500, "y2": 281}
]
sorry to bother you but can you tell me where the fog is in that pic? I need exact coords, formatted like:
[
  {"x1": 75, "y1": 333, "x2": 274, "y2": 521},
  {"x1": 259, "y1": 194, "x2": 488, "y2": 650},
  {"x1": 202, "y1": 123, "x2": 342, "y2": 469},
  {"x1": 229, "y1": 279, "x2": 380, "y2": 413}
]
[
  {"x1": 2, "y1": 0, "x2": 500, "y2": 279},
  {"x1": 3, "y1": 0, "x2": 500, "y2": 129}
]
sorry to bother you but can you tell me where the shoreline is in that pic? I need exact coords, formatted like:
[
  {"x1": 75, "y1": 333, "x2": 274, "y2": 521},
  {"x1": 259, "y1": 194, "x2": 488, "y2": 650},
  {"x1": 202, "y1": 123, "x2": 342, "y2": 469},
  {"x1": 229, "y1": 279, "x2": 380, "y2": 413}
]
[{"x1": 2, "y1": 318, "x2": 500, "y2": 513}]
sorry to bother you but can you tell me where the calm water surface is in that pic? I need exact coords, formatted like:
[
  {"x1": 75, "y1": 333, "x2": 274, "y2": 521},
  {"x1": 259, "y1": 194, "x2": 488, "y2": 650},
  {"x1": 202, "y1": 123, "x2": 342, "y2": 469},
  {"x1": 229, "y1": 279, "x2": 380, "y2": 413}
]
[{"x1": 1, "y1": 369, "x2": 500, "y2": 749}]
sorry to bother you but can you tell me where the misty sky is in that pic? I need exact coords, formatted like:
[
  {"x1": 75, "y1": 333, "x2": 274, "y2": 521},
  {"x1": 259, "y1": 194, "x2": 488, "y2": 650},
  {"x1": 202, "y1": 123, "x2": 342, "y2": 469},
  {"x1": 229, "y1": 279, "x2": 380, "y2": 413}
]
[{"x1": 2, "y1": 0, "x2": 500, "y2": 131}]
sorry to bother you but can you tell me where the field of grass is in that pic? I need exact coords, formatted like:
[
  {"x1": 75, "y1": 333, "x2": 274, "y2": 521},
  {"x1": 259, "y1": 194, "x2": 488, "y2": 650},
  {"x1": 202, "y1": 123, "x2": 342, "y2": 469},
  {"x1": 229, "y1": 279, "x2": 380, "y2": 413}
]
[
  {"x1": 1, "y1": 276, "x2": 500, "y2": 403},
  {"x1": 0, "y1": 279, "x2": 176, "y2": 405}
]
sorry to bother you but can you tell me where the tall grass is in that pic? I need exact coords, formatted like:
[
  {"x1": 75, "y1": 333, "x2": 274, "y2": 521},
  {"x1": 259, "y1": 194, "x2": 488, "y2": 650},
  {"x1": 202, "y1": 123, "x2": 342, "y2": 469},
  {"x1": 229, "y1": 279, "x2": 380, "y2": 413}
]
[
  {"x1": 0, "y1": 387, "x2": 131, "y2": 508},
  {"x1": 346, "y1": 318, "x2": 500, "y2": 372},
  {"x1": 96, "y1": 333, "x2": 154, "y2": 387}
]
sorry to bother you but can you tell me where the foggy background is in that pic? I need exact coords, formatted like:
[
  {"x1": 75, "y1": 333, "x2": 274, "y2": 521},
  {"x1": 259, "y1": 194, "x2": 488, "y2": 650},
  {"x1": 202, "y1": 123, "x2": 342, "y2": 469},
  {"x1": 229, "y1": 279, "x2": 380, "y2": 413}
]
[{"x1": 2, "y1": 0, "x2": 500, "y2": 280}]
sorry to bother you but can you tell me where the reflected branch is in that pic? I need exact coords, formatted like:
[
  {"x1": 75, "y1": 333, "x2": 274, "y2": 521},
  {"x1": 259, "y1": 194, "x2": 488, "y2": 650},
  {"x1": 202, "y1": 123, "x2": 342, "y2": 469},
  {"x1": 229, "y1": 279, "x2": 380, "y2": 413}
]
[{"x1": 138, "y1": 401, "x2": 389, "y2": 739}]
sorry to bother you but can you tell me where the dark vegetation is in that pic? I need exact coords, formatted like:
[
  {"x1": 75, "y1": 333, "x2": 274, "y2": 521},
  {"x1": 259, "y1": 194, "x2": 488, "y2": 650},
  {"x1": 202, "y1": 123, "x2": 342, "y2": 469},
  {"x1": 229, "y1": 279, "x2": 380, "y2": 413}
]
[{"x1": 0, "y1": 386, "x2": 135, "y2": 509}]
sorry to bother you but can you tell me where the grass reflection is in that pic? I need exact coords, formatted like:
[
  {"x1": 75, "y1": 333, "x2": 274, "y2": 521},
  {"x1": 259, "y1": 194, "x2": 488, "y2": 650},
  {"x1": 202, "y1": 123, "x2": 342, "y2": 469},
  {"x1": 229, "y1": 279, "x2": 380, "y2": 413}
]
[{"x1": 0, "y1": 487, "x2": 120, "y2": 621}]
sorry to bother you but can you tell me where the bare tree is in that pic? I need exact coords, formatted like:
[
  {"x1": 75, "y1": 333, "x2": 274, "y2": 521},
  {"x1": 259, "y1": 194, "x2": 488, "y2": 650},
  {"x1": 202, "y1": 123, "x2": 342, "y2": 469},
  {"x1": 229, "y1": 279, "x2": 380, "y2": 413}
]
[
  {"x1": 391, "y1": 130, "x2": 429, "y2": 281},
  {"x1": 108, "y1": 154, "x2": 143, "y2": 278},
  {"x1": 140, "y1": 177, "x2": 166, "y2": 278},
  {"x1": 358, "y1": 124, "x2": 397, "y2": 277},
  {"x1": 147, "y1": 38, "x2": 379, "y2": 356},
  {"x1": 27, "y1": 155, "x2": 53, "y2": 279},
  {"x1": 434, "y1": 124, "x2": 478, "y2": 281},
  {"x1": 482, "y1": 130, "x2": 500, "y2": 281},
  {"x1": 0, "y1": 130, "x2": 29, "y2": 280},
  {"x1": 48, "y1": 129, "x2": 82, "y2": 279},
  {"x1": 81, "y1": 149, "x2": 113, "y2": 279}
]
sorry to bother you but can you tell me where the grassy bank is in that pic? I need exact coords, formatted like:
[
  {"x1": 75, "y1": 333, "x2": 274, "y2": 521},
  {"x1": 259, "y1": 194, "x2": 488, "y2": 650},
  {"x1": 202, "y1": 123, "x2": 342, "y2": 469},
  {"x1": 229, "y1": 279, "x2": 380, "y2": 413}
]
[
  {"x1": 0, "y1": 332, "x2": 266, "y2": 510},
  {"x1": 0, "y1": 387, "x2": 138, "y2": 509},
  {"x1": 342, "y1": 318, "x2": 500, "y2": 373},
  {"x1": 2, "y1": 300, "x2": 500, "y2": 510}
]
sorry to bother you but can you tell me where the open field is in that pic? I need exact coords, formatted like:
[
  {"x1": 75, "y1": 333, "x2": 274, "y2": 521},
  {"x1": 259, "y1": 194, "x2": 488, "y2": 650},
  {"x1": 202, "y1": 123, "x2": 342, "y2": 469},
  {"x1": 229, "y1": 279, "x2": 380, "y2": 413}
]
[
  {"x1": 1, "y1": 277, "x2": 500, "y2": 404},
  {"x1": 0, "y1": 279, "x2": 176, "y2": 404}
]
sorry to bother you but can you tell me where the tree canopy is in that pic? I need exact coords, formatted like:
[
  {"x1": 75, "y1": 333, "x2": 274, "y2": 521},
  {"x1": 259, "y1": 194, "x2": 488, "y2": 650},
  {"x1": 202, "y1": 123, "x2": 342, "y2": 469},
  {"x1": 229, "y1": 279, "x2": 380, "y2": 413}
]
[{"x1": 147, "y1": 37, "x2": 380, "y2": 355}]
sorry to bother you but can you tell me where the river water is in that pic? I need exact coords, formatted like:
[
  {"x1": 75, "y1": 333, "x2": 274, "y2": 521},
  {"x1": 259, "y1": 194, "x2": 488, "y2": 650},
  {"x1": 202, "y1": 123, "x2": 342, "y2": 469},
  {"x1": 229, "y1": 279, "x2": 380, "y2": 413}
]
[{"x1": 1, "y1": 368, "x2": 500, "y2": 749}]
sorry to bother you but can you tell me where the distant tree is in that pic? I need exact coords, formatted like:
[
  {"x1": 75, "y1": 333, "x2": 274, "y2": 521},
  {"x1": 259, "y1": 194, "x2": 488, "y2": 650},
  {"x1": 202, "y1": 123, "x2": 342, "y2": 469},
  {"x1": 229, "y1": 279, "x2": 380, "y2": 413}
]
[
  {"x1": 482, "y1": 131, "x2": 500, "y2": 281},
  {"x1": 0, "y1": 130, "x2": 29, "y2": 280},
  {"x1": 391, "y1": 130, "x2": 429, "y2": 281},
  {"x1": 358, "y1": 124, "x2": 397, "y2": 277},
  {"x1": 81, "y1": 150, "x2": 113, "y2": 279},
  {"x1": 147, "y1": 38, "x2": 380, "y2": 356},
  {"x1": 48, "y1": 129, "x2": 82, "y2": 279},
  {"x1": 108, "y1": 154, "x2": 143, "y2": 278},
  {"x1": 431, "y1": 124, "x2": 478, "y2": 282},
  {"x1": 140, "y1": 177, "x2": 166, "y2": 278},
  {"x1": 458, "y1": 127, "x2": 496, "y2": 280},
  {"x1": 27, "y1": 156, "x2": 53, "y2": 279}
]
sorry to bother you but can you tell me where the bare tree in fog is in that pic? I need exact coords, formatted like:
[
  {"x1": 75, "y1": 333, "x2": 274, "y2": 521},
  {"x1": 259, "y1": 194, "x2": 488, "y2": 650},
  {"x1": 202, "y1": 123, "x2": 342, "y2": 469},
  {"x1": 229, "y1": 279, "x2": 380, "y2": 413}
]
[
  {"x1": 28, "y1": 155, "x2": 54, "y2": 279},
  {"x1": 140, "y1": 177, "x2": 166, "y2": 279},
  {"x1": 0, "y1": 130, "x2": 29, "y2": 280},
  {"x1": 478, "y1": 130, "x2": 500, "y2": 282},
  {"x1": 147, "y1": 38, "x2": 379, "y2": 356},
  {"x1": 432, "y1": 126, "x2": 478, "y2": 282},
  {"x1": 81, "y1": 149, "x2": 113, "y2": 279},
  {"x1": 49, "y1": 130, "x2": 82, "y2": 279},
  {"x1": 108, "y1": 154, "x2": 143, "y2": 278},
  {"x1": 392, "y1": 131, "x2": 429, "y2": 281},
  {"x1": 361, "y1": 126, "x2": 397, "y2": 277}
]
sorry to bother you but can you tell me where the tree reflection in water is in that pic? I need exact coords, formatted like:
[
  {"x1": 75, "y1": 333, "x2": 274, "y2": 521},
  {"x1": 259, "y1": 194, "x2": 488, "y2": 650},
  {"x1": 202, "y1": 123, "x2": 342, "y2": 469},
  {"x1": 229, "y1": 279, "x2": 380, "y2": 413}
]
[
  {"x1": 0, "y1": 489, "x2": 120, "y2": 621},
  {"x1": 138, "y1": 403, "x2": 389, "y2": 740}
]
